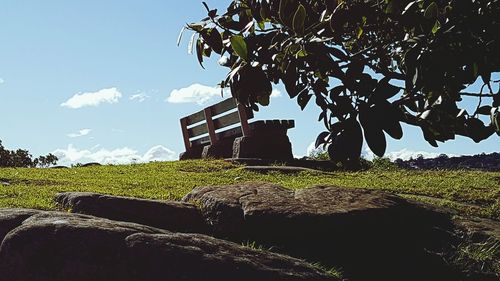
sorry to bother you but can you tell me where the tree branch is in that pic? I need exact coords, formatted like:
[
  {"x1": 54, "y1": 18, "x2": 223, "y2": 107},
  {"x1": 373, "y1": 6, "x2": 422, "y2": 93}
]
[{"x1": 459, "y1": 92, "x2": 494, "y2": 97}]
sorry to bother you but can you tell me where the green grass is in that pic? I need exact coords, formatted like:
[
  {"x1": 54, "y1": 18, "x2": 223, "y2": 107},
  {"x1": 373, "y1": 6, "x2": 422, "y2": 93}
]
[{"x1": 0, "y1": 159, "x2": 498, "y2": 219}]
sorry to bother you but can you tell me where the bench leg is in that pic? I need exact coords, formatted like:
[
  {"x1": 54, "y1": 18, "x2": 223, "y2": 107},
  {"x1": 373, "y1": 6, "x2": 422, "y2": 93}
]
[
  {"x1": 232, "y1": 134, "x2": 293, "y2": 161},
  {"x1": 179, "y1": 146, "x2": 205, "y2": 160},
  {"x1": 202, "y1": 138, "x2": 235, "y2": 159}
]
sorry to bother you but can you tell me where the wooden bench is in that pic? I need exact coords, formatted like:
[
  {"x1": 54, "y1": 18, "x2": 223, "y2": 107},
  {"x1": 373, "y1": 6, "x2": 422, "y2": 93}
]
[{"x1": 179, "y1": 98, "x2": 295, "y2": 160}]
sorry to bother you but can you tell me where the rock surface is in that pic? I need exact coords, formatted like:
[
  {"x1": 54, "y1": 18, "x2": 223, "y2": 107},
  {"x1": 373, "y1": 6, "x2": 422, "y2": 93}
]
[
  {"x1": 0, "y1": 209, "x2": 42, "y2": 241},
  {"x1": 0, "y1": 209, "x2": 338, "y2": 281},
  {"x1": 242, "y1": 166, "x2": 328, "y2": 174},
  {"x1": 55, "y1": 192, "x2": 205, "y2": 233},
  {"x1": 183, "y1": 183, "x2": 459, "y2": 281}
]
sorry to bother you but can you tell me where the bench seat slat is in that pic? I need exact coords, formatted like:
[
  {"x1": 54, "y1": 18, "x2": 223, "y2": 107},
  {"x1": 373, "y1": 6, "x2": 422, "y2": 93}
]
[
  {"x1": 210, "y1": 98, "x2": 236, "y2": 116},
  {"x1": 213, "y1": 111, "x2": 241, "y2": 130},
  {"x1": 209, "y1": 98, "x2": 255, "y2": 119},
  {"x1": 187, "y1": 110, "x2": 243, "y2": 138},
  {"x1": 190, "y1": 126, "x2": 244, "y2": 147},
  {"x1": 185, "y1": 110, "x2": 205, "y2": 126},
  {"x1": 188, "y1": 122, "x2": 209, "y2": 139}
]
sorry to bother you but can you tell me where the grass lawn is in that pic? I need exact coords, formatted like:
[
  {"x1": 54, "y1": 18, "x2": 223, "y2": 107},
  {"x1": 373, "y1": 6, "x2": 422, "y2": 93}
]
[{"x1": 0, "y1": 159, "x2": 498, "y2": 220}]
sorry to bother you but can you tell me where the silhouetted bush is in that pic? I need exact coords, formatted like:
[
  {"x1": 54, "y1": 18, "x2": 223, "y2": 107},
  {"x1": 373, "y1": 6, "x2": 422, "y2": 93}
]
[{"x1": 0, "y1": 140, "x2": 58, "y2": 168}]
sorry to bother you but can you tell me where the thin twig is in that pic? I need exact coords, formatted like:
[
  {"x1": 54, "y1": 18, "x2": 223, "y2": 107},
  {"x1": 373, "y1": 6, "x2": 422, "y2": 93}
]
[
  {"x1": 460, "y1": 92, "x2": 494, "y2": 97},
  {"x1": 473, "y1": 84, "x2": 487, "y2": 117}
]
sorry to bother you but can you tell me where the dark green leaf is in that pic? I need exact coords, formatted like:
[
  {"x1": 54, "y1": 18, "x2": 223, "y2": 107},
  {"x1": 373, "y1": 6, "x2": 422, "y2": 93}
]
[
  {"x1": 318, "y1": 111, "x2": 326, "y2": 122},
  {"x1": 421, "y1": 126, "x2": 439, "y2": 147},
  {"x1": 328, "y1": 119, "x2": 362, "y2": 162},
  {"x1": 431, "y1": 20, "x2": 441, "y2": 34},
  {"x1": 481, "y1": 71, "x2": 491, "y2": 84},
  {"x1": 202, "y1": 28, "x2": 223, "y2": 54},
  {"x1": 356, "y1": 26, "x2": 363, "y2": 39},
  {"x1": 297, "y1": 91, "x2": 312, "y2": 110},
  {"x1": 465, "y1": 118, "x2": 489, "y2": 143},
  {"x1": 491, "y1": 111, "x2": 500, "y2": 136},
  {"x1": 196, "y1": 38, "x2": 205, "y2": 68},
  {"x1": 372, "y1": 78, "x2": 401, "y2": 101},
  {"x1": 230, "y1": 35, "x2": 248, "y2": 61},
  {"x1": 424, "y1": 2, "x2": 438, "y2": 19},
  {"x1": 258, "y1": 21, "x2": 265, "y2": 30},
  {"x1": 329, "y1": 86, "x2": 345, "y2": 99},
  {"x1": 260, "y1": 0, "x2": 271, "y2": 20},
  {"x1": 359, "y1": 105, "x2": 387, "y2": 157},
  {"x1": 376, "y1": 102, "x2": 404, "y2": 139},
  {"x1": 329, "y1": 10, "x2": 346, "y2": 34},
  {"x1": 292, "y1": 4, "x2": 306, "y2": 35},
  {"x1": 279, "y1": 0, "x2": 298, "y2": 28},
  {"x1": 493, "y1": 94, "x2": 500, "y2": 107},
  {"x1": 315, "y1": 131, "x2": 330, "y2": 148},
  {"x1": 345, "y1": 119, "x2": 363, "y2": 160},
  {"x1": 476, "y1": 105, "x2": 493, "y2": 116},
  {"x1": 257, "y1": 95, "x2": 270, "y2": 106}
]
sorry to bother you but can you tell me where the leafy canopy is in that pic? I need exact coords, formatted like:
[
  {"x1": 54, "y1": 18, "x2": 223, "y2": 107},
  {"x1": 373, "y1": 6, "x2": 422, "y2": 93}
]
[{"x1": 183, "y1": 0, "x2": 500, "y2": 163}]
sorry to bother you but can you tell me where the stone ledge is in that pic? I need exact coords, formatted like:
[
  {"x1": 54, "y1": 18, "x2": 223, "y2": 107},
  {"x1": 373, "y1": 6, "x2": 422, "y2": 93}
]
[{"x1": 55, "y1": 192, "x2": 206, "y2": 233}]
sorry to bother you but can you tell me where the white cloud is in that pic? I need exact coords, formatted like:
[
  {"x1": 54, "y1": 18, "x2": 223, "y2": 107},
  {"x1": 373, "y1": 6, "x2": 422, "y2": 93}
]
[
  {"x1": 142, "y1": 145, "x2": 176, "y2": 162},
  {"x1": 385, "y1": 148, "x2": 455, "y2": 161},
  {"x1": 53, "y1": 144, "x2": 176, "y2": 165},
  {"x1": 167, "y1": 83, "x2": 224, "y2": 105},
  {"x1": 0, "y1": 78, "x2": 4, "y2": 84},
  {"x1": 271, "y1": 89, "x2": 282, "y2": 98},
  {"x1": 67, "y1": 128, "x2": 92, "y2": 138},
  {"x1": 167, "y1": 84, "x2": 283, "y2": 106},
  {"x1": 130, "y1": 93, "x2": 150, "y2": 102},
  {"x1": 362, "y1": 147, "x2": 456, "y2": 161},
  {"x1": 61, "y1": 87, "x2": 122, "y2": 109}
]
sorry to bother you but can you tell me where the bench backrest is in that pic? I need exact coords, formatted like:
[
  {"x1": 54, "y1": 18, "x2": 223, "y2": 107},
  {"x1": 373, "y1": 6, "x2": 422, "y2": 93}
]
[{"x1": 180, "y1": 98, "x2": 254, "y2": 150}]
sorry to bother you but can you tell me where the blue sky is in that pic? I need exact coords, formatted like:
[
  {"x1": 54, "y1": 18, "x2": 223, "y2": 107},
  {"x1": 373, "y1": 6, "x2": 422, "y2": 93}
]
[{"x1": 0, "y1": 1, "x2": 498, "y2": 165}]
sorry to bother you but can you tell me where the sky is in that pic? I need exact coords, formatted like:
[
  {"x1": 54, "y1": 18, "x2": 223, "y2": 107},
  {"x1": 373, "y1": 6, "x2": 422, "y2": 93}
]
[{"x1": 0, "y1": 0, "x2": 498, "y2": 166}]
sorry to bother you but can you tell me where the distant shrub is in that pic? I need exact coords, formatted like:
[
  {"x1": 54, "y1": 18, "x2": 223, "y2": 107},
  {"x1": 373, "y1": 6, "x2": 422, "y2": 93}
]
[
  {"x1": 0, "y1": 140, "x2": 58, "y2": 168},
  {"x1": 371, "y1": 157, "x2": 399, "y2": 171},
  {"x1": 308, "y1": 150, "x2": 330, "y2": 161}
]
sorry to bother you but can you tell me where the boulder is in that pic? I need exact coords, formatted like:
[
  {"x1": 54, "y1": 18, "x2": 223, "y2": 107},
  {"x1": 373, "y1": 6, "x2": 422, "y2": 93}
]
[
  {"x1": 183, "y1": 183, "x2": 459, "y2": 281},
  {"x1": 242, "y1": 166, "x2": 328, "y2": 174},
  {"x1": 0, "y1": 210, "x2": 338, "y2": 281},
  {"x1": 81, "y1": 162, "x2": 101, "y2": 167},
  {"x1": 55, "y1": 192, "x2": 205, "y2": 233},
  {"x1": 125, "y1": 233, "x2": 337, "y2": 281},
  {"x1": 0, "y1": 209, "x2": 42, "y2": 241}
]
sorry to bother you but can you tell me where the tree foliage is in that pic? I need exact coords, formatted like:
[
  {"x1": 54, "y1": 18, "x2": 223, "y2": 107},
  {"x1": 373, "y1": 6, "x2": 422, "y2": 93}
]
[
  {"x1": 0, "y1": 140, "x2": 58, "y2": 168},
  {"x1": 184, "y1": 0, "x2": 500, "y2": 164}
]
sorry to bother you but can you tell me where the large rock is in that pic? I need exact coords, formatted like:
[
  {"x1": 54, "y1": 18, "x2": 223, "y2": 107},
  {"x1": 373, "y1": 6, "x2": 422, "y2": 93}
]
[
  {"x1": 0, "y1": 209, "x2": 42, "y2": 241},
  {"x1": 0, "y1": 209, "x2": 338, "y2": 281},
  {"x1": 183, "y1": 183, "x2": 459, "y2": 281},
  {"x1": 55, "y1": 192, "x2": 205, "y2": 233}
]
